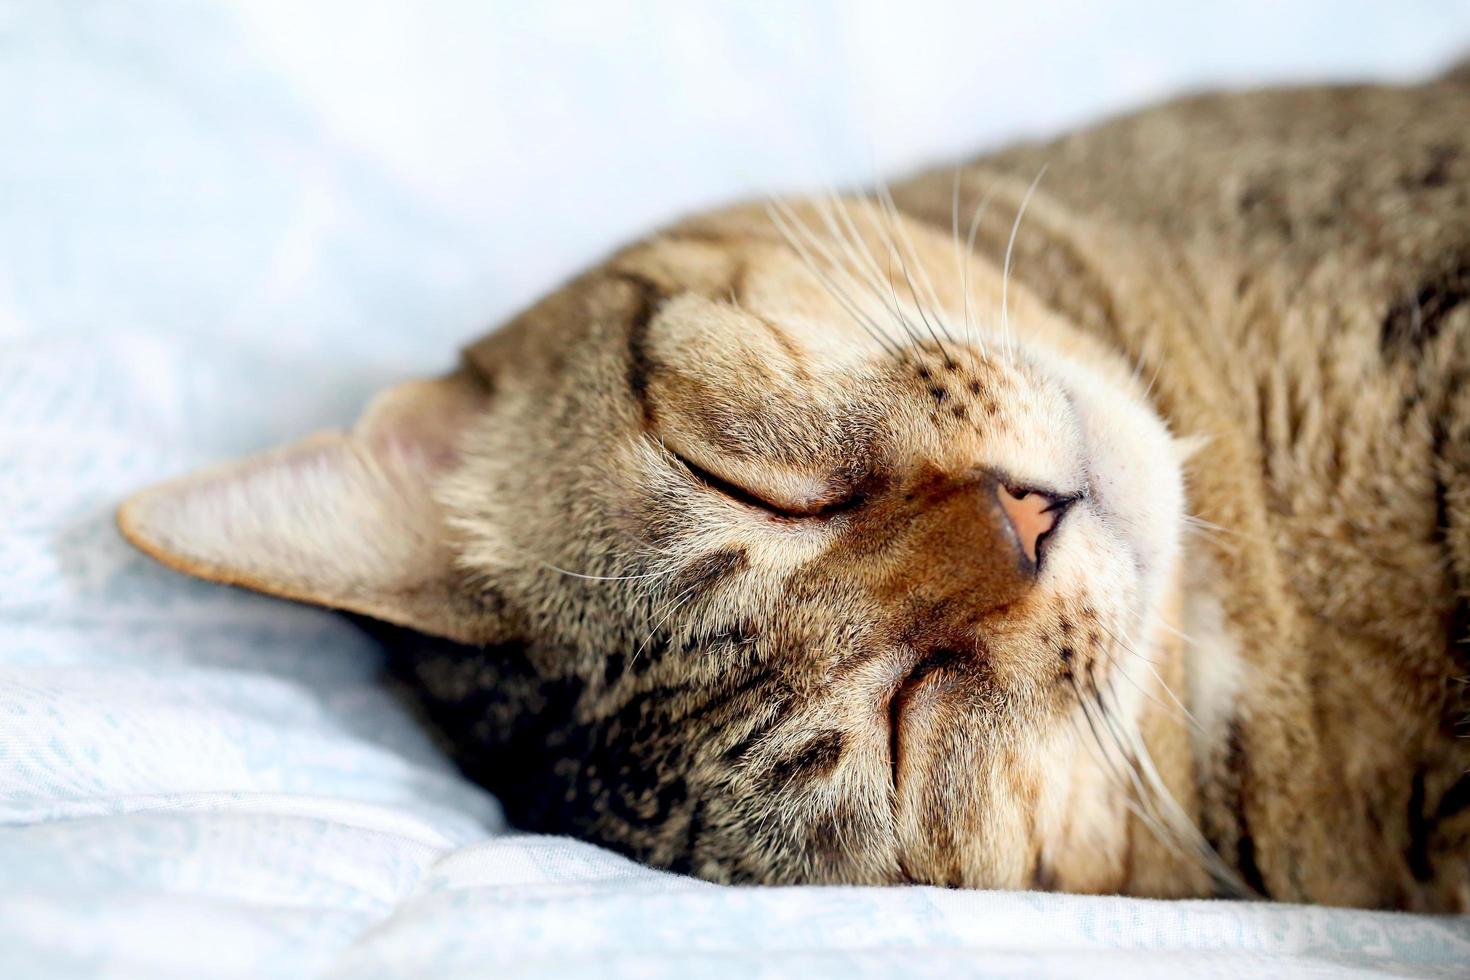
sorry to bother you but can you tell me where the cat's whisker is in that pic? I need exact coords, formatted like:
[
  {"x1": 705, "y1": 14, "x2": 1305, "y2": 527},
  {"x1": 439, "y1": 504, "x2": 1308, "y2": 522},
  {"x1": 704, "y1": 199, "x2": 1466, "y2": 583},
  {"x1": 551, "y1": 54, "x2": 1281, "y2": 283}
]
[
  {"x1": 765, "y1": 197, "x2": 909, "y2": 357},
  {"x1": 1130, "y1": 349, "x2": 1148, "y2": 388},
  {"x1": 1182, "y1": 513, "x2": 1231, "y2": 535},
  {"x1": 1088, "y1": 650, "x2": 1250, "y2": 897},
  {"x1": 1094, "y1": 618, "x2": 1161, "y2": 667},
  {"x1": 1061, "y1": 703, "x2": 1163, "y2": 868},
  {"x1": 632, "y1": 581, "x2": 703, "y2": 666},
  {"x1": 1179, "y1": 513, "x2": 1262, "y2": 551},
  {"x1": 1092, "y1": 610, "x2": 1206, "y2": 733},
  {"x1": 1001, "y1": 165, "x2": 1049, "y2": 362},
  {"x1": 1067, "y1": 673, "x2": 1179, "y2": 849},
  {"x1": 953, "y1": 171, "x2": 997, "y2": 361},
  {"x1": 822, "y1": 189, "x2": 945, "y2": 356},
  {"x1": 850, "y1": 195, "x2": 933, "y2": 355},
  {"x1": 615, "y1": 530, "x2": 686, "y2": 560},
  {"x1": 765, "y1": 197, "x2": 893, "y2": 344},
  {"x1": 1134, "y1": 654, "x2": 1206, "y2": 736},
  {"x1": 1093, "y1": 625, "x2": 1199, "y2": 733},
  {"x1": 1180, "y1": 512, "x2": 1276, "y2": 552},
  {"x1": 1067, "y1": 653, "x2": 1185, "y2": 851},
  {"x1": 872, "y1": 176, "x2": 955, "y2": 346},
  {"x1": 950, "y1": 168, "x2": 966, "y2": 349},
  {"x1": 865, "y1": 197, "x2": 955, "y2": 364},
  {"x1": 1155, "y1": 620, "x2": 1200, "y2": 646},
  {"x1": 883, "y1": 249, "x2": 924, "y2": 356},
  {"x1": 541, "y1": 562, "x2": 678, "y2": 584},
  {"x1": 1142, "y1": 347, "x2": 1167, "y2": 401},
  {"x1": 767, "y1": 197, "x2": 881, "y2": 323},
  {"x1": 894, "y1": 240, "x2": 953, "y2": 362},
  {"x1": 810, "y1": 190, "x2": 929, "y2": 350},
  {"x1": 1080, "y1": 670, "x2": 1238, "y2": 893},
  {"x1": 1179, "y1": 522, "x2": 1229, "y2": 550}
]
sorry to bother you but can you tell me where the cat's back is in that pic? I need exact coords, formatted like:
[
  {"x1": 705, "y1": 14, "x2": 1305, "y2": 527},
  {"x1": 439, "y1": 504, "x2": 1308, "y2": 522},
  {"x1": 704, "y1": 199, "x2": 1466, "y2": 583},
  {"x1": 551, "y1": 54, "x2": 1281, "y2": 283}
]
[
  {"x1": 991, "y1": 73, "x2": 1469, "y2": 265},
  {"x1": 902, "y1": 65, "x2": 1470, "y2": 351}
]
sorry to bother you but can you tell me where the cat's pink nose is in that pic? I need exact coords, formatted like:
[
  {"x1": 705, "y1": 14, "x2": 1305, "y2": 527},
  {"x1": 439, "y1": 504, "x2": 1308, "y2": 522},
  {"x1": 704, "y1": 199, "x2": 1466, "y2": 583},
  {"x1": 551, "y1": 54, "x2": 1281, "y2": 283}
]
[{"x1": 996, "y1": 484, "x2": 1073, "y2": 568}]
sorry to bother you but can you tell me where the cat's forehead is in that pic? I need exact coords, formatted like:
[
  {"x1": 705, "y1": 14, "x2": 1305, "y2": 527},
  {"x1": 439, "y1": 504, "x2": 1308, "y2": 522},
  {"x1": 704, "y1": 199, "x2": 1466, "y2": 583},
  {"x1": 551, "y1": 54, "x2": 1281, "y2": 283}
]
[
  {"x1": 455, "y1": 219, "x2": 1092, "y2": 516},
  {"x1": 622, "y1": 295, "x2": 1084, "y2": 499},
  {"x1": 615, "y1": 232, "x2": 887, "y2": 367}
]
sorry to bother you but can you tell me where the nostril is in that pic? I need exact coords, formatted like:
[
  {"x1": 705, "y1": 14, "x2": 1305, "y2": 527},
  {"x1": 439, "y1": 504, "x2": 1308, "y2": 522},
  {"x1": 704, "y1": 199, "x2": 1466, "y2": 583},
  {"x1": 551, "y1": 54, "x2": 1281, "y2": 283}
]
[{"x1": 996, "y1": 484, "x2": 1075, "y2": 568}]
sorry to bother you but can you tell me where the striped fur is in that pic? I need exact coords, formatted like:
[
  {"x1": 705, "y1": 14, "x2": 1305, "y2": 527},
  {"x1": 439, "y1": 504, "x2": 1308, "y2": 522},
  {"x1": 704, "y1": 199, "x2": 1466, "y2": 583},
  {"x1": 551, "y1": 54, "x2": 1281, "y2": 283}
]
[{"x1": 121, "y1": 68, "x2": 1470, "y2": 909}]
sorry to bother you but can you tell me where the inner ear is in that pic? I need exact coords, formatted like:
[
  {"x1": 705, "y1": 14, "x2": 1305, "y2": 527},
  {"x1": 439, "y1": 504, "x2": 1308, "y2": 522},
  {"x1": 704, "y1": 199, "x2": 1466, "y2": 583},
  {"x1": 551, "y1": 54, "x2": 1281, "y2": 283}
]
[{"x1": 117, "y1": 367, "x2": 509, "y2": 644}]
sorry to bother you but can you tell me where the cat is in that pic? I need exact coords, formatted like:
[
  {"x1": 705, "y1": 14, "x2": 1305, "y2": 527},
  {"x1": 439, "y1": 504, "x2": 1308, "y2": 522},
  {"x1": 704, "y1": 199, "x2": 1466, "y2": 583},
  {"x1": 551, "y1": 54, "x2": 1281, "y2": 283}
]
[{"x1": 119, "y1": 63, "x2": 1470, "y2": 910}]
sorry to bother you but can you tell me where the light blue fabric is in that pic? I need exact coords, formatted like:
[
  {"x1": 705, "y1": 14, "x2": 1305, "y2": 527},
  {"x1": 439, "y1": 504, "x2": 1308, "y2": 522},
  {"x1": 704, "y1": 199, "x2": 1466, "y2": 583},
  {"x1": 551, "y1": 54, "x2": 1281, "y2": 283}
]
[{"x1": 3, "y1": 3, "x2": 1469, "y2": 976}]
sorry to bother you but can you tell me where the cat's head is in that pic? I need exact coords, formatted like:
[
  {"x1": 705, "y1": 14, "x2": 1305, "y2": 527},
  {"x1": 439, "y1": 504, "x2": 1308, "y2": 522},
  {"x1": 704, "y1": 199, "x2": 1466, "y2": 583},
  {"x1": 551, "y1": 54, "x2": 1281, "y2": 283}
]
[{"x1": 120, "y1": 192, "x2": 1198, "y2": 892}]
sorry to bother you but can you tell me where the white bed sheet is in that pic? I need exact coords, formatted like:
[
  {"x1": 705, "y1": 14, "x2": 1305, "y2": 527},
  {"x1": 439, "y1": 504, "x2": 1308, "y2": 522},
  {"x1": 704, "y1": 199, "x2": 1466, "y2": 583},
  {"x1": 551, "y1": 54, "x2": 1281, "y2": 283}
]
[{"x1": 4, "y1": 3, "x2": 1470, "y2": 976}]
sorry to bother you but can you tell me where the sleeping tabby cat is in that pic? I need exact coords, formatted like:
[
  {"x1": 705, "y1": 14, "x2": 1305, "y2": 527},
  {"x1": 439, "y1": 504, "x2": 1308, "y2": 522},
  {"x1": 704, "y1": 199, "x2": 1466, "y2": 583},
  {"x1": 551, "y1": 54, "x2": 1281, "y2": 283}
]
[{"x1": 119, "y1": 65, "x2": 1470, "y2": 910}]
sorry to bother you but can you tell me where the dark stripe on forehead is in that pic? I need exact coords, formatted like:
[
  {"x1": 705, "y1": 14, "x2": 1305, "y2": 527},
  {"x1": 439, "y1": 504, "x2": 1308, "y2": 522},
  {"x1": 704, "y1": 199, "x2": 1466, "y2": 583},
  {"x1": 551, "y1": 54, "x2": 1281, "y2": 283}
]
[{"x1": 616, "y1": 271, "x2": 667, "y2": 425}]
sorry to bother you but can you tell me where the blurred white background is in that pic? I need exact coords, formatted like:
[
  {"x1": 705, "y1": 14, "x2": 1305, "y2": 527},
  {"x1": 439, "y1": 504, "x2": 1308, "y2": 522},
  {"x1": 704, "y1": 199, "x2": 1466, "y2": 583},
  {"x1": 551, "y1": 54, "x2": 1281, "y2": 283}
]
[{"x1": 4, "y1": 1, "x2": 1469, "y2": 383}]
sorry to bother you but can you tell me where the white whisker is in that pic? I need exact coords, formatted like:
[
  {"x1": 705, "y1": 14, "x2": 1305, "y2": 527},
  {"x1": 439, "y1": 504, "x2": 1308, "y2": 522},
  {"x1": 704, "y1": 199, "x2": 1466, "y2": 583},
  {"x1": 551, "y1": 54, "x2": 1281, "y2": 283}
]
[
  {"x1": 962, "y1": 183, "x2": 999, "y2": 360},
  {"x1": 873, "y1": 177, "x2": 953, "y2": 344},
  {"x1": 542, "y1": 563, "x2": 677, "y2": 583},
  {"x1": 764, "y1": 197, "x2": 906, "y2": 357},
  {"x1": 1001, "y1": 165, "x2": 1049, "y2": 360},
  {"x1": 810, "y1": 190, "x2": 928, "y2": 348}
]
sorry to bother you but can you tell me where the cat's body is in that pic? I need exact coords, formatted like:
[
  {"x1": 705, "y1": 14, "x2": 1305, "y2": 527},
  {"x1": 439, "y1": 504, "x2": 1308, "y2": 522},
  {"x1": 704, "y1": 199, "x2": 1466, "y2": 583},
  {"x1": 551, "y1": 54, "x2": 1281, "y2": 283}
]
[{"x1": 121, "y1": 68, "x2": 1470, "y2": 910}]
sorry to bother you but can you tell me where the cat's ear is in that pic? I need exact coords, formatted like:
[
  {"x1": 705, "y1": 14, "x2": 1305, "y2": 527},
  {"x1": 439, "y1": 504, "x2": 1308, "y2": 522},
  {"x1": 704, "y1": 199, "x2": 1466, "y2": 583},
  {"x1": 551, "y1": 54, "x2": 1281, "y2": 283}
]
[{"x1": 117, "y1": 368, "x2": 507, "y2": 644}]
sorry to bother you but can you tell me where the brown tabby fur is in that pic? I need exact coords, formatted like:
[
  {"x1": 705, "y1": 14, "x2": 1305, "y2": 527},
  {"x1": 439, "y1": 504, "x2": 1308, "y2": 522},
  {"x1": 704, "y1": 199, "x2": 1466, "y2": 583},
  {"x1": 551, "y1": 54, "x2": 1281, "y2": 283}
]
[{"x1": 120, "y1": 67, "x2": 1470, "y2": 909}]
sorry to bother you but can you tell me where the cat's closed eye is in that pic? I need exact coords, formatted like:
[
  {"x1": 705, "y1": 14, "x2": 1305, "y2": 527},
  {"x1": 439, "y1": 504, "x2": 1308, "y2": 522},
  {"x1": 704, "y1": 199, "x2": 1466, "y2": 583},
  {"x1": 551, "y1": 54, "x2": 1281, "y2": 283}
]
[{"x1": 669, "y1": 448, "x2": 864, "y2": 519}]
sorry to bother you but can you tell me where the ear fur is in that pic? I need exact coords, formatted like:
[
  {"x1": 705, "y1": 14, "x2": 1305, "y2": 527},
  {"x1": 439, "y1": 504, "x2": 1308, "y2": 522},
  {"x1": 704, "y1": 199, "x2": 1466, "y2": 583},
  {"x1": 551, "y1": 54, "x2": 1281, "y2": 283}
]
[{"x1": 117, "y1": 367, "x2": 505, "y2": 644}]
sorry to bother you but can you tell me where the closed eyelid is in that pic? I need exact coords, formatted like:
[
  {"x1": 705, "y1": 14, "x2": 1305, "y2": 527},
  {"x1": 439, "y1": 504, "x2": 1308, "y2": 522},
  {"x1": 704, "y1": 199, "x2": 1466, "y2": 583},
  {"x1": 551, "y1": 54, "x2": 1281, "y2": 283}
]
[{"x1": 666, "y1": 444, "x2": 860, "y2": 519}]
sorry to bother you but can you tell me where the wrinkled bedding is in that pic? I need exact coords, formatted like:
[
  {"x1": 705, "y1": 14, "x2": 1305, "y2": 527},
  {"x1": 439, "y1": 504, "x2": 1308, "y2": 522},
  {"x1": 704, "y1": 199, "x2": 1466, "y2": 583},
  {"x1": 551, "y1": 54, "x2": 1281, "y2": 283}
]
[{"x1": 4, "y1": 3, "x2": 1470, "y2": 976}]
